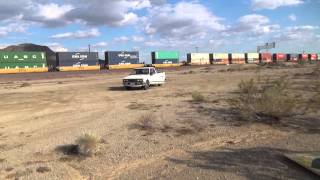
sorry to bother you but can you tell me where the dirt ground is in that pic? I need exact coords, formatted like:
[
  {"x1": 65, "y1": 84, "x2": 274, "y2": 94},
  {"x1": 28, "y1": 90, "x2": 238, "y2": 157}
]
[{"x1": 0, "y1": 64, "x2": 319, "y2": 180}]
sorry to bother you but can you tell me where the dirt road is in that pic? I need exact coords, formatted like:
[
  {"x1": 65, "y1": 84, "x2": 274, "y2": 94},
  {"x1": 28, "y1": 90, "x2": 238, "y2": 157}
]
[{"x1": 0, "y1": 64, "x2": 319, "y2": 179}]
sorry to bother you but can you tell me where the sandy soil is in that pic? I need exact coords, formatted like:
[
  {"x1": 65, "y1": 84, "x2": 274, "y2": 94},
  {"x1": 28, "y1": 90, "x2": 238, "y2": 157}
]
[{"x1": 0, "y1": 64, "x2": 319, "y2": 180}]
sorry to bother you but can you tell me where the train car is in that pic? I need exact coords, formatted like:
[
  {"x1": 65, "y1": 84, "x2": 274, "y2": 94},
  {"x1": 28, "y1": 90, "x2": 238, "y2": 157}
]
[
  {"x1": 260, "y1": 53, "x2": 272, "y2": 63},
  {"x1": 299, "y1": 53, "x2": 309, "y2": 61},
  {"x1": 245, "y1": 53, "x2": 260, "y2": 64},
  {"x1": 273, "y1": 53, "x2": 286, "y2": 62},
  {"x1": 105, "y1": 51, "x2": 142, "y2": 69},
  {"x1": 152, "y1": 51, "x2": 180, "y2": 67},
  {"x1": 309, "y1": 54, "x2": 318, "y2": 61},
  {"x1": 56, "y1": 52, "x2": 100, "y2": 71},
  {"x1": 230, "y1": 53, "x2": 246, "y2": 64},
  {"x1": 187, "y1": 53, "x2": 210, "y2": 65},
  {"x1": 211, "y1": 53, "x2": 229, "y2": 65},
  {"x1": 0, "y1": 51, "x2": 48, "y2": 74},
  {"x1": 287, "y1": 53, "x2": 299, "y2": 63}
]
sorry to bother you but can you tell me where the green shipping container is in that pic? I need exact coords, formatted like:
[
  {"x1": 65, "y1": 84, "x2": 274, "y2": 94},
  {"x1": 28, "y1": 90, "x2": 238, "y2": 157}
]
[
  {"x1": 0, "y1": 62, "x2": 46, "y2": 69},
  {"x1": 0, "y1": 52, "x2": 46, "y2": 63},
  {"x1": 153, "y1": 51, "x2": 179, "y2": 59},
  {"x1": 318, "y1": 54, "x2": 320, "y2": 60}
]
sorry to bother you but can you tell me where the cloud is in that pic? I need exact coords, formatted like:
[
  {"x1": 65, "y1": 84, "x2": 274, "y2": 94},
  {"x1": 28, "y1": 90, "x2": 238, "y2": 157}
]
[
  {"x1": 91, "y1": 42, "x2": 108, "y2": 48},
  {"x1": 288, "y1": 14, "x2": 297, "y2": 21},
  {"x1": 251, "y1": 0, "x2": 304, "y2": 10},
  {"x1": 0, "y1": 0, "x2": 30, "y2": 21},
  {"x1": 0, "y1": 21, "x2": 29, "y2": 37},
  {"x1": 227, "y1": 14, "x2": 280, "y2": 37},
  {"x1": 132, "y1": 36, "x2": 145, "y2": 42},
  {"x1": 45, "y1": 43, "x2": 68, "y2": 52},
  {"x1": 114, "y1": 36, "x2": 130, "y2": 42},
  {"x1": 23, "y1": 3, "x2": 73, "y2": 27},
  {"x1": 51, "y1": 28, "x2": 100, "y2": 39},
  {"x1": 142, "y1": 1, "x2": 226, "y2": 40},
  {"x1": 274, "y1": 25, "x2": 319, "y2": 42},
  {"x1": 65, "y1": 0, "x2": 149, "y2": 26}
]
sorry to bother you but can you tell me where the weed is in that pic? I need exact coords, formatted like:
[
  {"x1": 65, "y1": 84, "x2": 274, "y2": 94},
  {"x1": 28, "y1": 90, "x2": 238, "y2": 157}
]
[
  {"x1": 36, "y1": 166, "x2": 51, "y2": 173},
  {"x1": 20, "y1": 82, "x2": 31, "y2": 87},
  {"x1": 191, "y1": 91, "x2": 205, "y2": 102},
  {"x1": 232, "y1": 78, "x2": 297, "y2": 122},
  {"x1": 76, "y1": 134, "x2": 99, "y2": 156}
]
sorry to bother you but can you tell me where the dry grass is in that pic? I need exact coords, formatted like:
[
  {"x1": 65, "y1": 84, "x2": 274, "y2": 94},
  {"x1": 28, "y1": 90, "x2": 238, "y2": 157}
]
[
  {"x1": 129, "y1": 113, "x2": 156, "y2": 132},
  {"x1": 56, "y1": 133, "x2": 99, "y2": 157},
  {"x1": 36, "y1": 166, "x2": 51, "y2": 173},
  {"x1": 20, "y1": 82, "x2": 31, "y2": 87},
  {"x1": 76, "y1": 134, "x2": 99, "y2": 156},
  {"x1": 232, "y1": 78, "x2": 298, "y2": 122},
  {"x1": 191, "y1": 91, "x2": 205, "y2": 102}
]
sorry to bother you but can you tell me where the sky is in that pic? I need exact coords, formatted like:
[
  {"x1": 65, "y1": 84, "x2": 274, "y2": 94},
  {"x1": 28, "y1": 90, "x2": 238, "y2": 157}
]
[{"x1": 0, "y1": 0, "x2": 319, "y2": 63}]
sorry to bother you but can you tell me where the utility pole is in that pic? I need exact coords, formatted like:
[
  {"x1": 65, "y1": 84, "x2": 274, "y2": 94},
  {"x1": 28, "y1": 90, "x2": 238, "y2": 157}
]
[
  {"x1": 88, "y1": 44, "x2": 91, "y2": 52},
  {"x1": 195, "y1": 46, "x2": 199, "y2": 53}
]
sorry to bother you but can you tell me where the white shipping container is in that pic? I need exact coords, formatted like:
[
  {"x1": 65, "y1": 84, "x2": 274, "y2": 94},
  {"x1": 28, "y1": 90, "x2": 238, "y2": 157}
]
[
  {"x1": 232, "y1": 53, "x2": 245, "y2": 59},
  {"x1": 213, "y1": 53, "x2": 228, "y2": 59},
  {"x1": 247, "y1": 53, "x2": 259, "y2": 59},
  {"x1": 188, "y1": 53, "x2": 210, "y2": 64}
]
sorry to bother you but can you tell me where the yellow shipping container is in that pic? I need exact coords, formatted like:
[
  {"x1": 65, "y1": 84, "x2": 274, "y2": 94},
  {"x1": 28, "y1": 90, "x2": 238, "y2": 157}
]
[
  {"x1": 187, "y1": 53, "x2": 210, "y2": 65},
  {"x1": 59, "y1": 65, "x2": 100, "y2": 71},
  {"x1": 108, "y1": 64, "x2": 144, "y2": 69},
  {"x1": 213, "y1": 53, "x2": 228, "y2": 59},
  {"x1": 247, "y1": 53, "x2": 259, "y2": 59},
  {"x1": 232, "y1": 53, "x2": 245, "y2": 59},
  {"x1": 0, "y1": 67, "x2": 48, "y2": 74}
]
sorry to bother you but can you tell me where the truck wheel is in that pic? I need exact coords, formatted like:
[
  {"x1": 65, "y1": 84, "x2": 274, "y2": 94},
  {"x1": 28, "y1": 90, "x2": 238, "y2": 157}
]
[{"x1": 144, "y1": 80, "x2": 150, "y2": 90}]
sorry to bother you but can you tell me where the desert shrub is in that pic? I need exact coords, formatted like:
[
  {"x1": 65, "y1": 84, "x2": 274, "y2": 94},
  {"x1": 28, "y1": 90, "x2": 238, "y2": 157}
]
[
  {"x1": 130, "y1": 113, "x2": 156, "y2": 131},
  {"x1": 233, "y1": 78, "x2": 297, "y2": 122},
  {"x1": 20, "y1": 82, "x2": 31, "y2": 87},
  {"x1": 75, "y1": 134, "x2": 99, "y2": 156},
  {"x1": 191, "y1": 91, "x2": 205, "y2": 102}
]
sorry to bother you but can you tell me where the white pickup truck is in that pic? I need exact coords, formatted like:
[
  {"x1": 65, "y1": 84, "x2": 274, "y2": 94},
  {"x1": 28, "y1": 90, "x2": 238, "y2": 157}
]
[{"x1": 123, "y1": 67, "x2": 166, "y2": 90}]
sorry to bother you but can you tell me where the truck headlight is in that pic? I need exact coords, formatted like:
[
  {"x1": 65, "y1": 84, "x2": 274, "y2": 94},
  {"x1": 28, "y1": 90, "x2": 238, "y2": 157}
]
[
  {"x1": 137, "y1": 79, "x2": 143, "y2": 82},
  {"x1": 123, "y1": 79, "x2": 128, "y2": 82}
]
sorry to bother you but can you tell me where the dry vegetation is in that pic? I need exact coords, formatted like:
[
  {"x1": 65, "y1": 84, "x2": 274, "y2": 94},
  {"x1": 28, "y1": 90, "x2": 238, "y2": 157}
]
[{"x1": 0, "y1": 63, "x2": 319, "y2": 179}]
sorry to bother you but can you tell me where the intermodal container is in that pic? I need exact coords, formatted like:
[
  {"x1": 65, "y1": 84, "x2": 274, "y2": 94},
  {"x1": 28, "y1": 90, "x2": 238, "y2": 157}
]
[
  {"x1": 309, "y1": 54, "x2": 317, "y2": 61},
  {"x1": 318, "y1": 54, "x2": 320, "y2": 60},
  {"x1": 212, "y1": 53, "x2": 229, "y2": 65},
  {"x1": 299, "y1": 53, "x2": 309, "y2": 61},
  {"x1": 152, "y1": 51, "x2": 179, "y2": 64},
  {"x1": 56, "y1": 52, "x2": 99, "y2": 71},
  {"x1": 231, "y1": 53, "x2": 246, "y2": 64},
  {"x1": 105, "y1": 51, "x2": 139, "y2": 65},
  {"x1": 187, "y1": 53, "x2": 210, "y2": 65},
  {"x1": 273, "y1": 53, "x2": 286, "y2": 62},
  {"x1": 0, "y1": 52, "x2": 48, "y2": 73},
  {"x1": 287, "y1": 53, "x2": 299, "y2": 62},
  {"x1": 245, "y1": 53, "x2": 259, "y2": 64},
  {"x1": 260, "y1": 53, "x2": 272, "y2": 63}
]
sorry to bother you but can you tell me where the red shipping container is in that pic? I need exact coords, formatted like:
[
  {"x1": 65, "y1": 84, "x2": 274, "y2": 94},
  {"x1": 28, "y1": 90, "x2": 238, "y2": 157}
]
[
  {"x1": 261, "y1": 53, "x2": 272, "y2": 63},
  {"x1": 310, "y1": 54, "x2": 317, "y2": 61},
  {"x1": 277, "y1": 53, "x2": 285, "y2": 61},
  {"x1": 301, "y1": 53, "x2": 308, "y2": 61}
]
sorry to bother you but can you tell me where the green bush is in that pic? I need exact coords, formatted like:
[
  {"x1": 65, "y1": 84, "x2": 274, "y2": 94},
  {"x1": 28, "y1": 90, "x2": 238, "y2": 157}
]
[
  {"x1": 75, "y1": 134, "x2": 99, "y2": 156},
  {"x1": 191, "y1": 91, "x2": 205, "y2": 102},
  {"x1": 233, "y1": 78, "x2": 297, "y2": 121}
]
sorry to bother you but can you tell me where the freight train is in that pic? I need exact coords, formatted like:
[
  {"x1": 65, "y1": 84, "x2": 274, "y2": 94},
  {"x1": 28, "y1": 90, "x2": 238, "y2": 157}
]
[{"x1": 0, "y1": 51, "x2": 319, "y2": 74}]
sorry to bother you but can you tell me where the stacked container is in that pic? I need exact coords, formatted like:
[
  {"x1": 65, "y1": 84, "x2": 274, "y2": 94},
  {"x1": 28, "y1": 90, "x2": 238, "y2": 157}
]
[
  {"x1": 231, "y1": 53, "x2": 246, "y2": 64},
  {"x1": 105, "y1": 51, "x2": 142, "y2": 69},
  {"x1": 152, "y1": 51, "x2": 180, "y2": 67},
  {"x1": 56, "y1": 52, "x2": 100, "y2": 71},
  {"x1": 245, "y1": 53, "x2": 259, "y2": 64},
  {"x1": 273, "y1": 53, "x2": 286, "y2": 62},
  {"x1": 309, "y1": 54, "x2": 318, "y2": 61},
  {"x1": 187, "y1": 53, "x2": 210, "y2": 65},
  {"x1": 212, "y1": 53, "x2": 229, "y2": 65},
  {"x1": 287, "y1": 53, "x2": 299, "y2": 63},
  {"x1": 299, "y1": 53, "x2": 309, "y2": 61},
  {"x1": 260, "y1": 53, "x2": 272, "y2": 63},
  {"x1": 0, "y1": 52, "x2": 48, "y2": 74}
]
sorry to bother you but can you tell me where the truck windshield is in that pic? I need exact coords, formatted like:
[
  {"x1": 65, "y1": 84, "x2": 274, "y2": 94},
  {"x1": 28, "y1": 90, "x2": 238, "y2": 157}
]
[{"x1": 133, "y1": 69, "x2": 149, "y2": 75}]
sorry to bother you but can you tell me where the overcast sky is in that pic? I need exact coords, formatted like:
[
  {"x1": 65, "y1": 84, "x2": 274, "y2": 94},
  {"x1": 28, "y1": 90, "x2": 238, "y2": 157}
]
[{"x1": 0, "y1": 0, "x2": 319, "y2": 62}]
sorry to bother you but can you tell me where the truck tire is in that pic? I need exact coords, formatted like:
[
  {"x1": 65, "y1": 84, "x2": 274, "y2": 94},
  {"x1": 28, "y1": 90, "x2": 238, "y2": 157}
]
[{"x1": 144, "y1": 80, "x2": 150, "y2": 90}]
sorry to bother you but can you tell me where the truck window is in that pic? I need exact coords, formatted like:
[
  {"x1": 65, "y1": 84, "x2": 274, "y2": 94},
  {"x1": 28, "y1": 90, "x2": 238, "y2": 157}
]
[
  {"x1": 150, "y1": 68, "x2": 156, "y2": 75},
  {"x1": 133, "y1": 69, "x2": 149, "y2": 75}
]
